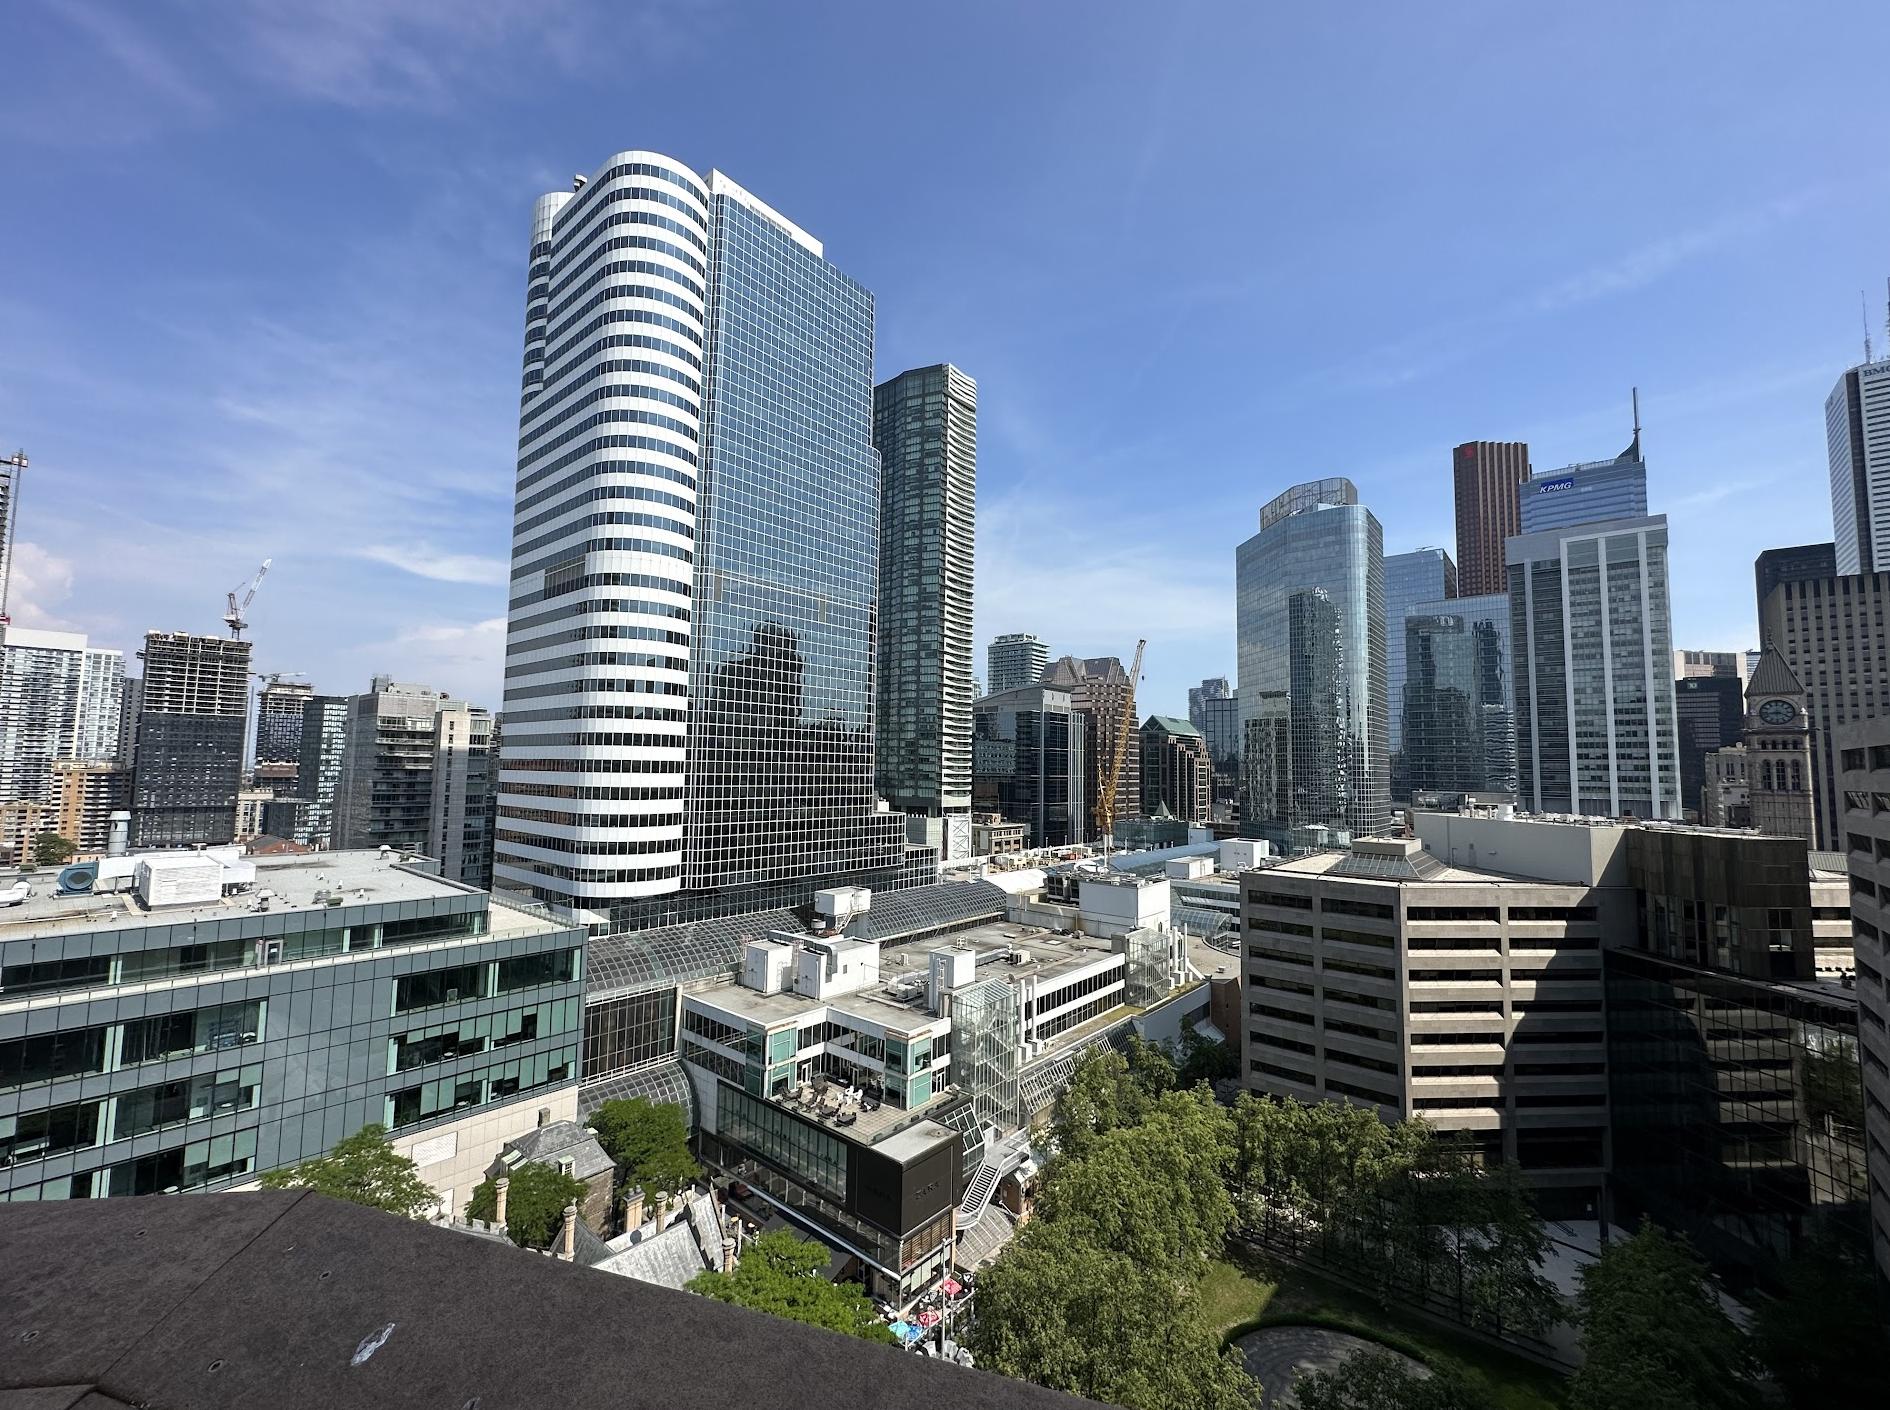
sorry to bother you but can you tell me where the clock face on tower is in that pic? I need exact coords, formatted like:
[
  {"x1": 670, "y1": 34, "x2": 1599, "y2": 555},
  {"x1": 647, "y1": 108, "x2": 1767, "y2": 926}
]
[{"x1": 1758, "y1": 699, "x2": 1797, "y2": 726}]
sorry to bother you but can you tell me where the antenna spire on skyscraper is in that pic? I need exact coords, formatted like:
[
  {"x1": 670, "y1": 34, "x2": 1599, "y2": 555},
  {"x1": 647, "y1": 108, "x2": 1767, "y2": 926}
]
[{"x1": 1866, "y1": 289, "x2": 1876, "y2": 364}]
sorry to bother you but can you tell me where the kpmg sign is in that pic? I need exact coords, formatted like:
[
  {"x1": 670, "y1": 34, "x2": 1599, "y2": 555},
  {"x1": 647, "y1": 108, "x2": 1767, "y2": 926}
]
[{"x1": 1535, "y1": 475, "x2": 1577, "y2": 495}]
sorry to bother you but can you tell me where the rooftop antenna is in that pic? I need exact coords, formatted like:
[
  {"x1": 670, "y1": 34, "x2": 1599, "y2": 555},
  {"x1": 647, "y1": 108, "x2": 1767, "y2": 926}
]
[
  {"x1": 1627, "y1": 386, "x2": 1641, "y2": 462},
  {"x1": 1864, "y1": 290, "x2": 1876, "y2": 365}
]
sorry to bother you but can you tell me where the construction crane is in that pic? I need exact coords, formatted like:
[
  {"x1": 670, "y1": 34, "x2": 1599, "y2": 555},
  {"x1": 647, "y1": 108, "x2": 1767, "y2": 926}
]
[
  {"x1": 1093, "y1": 637, "x2": 1147, "y2": 849},
  {"x1": 0, "y1": 448, "x2": 28, "y2": 626},
  {"x1": 224, "y1": 559, "x2": 272, "y2": 638}
]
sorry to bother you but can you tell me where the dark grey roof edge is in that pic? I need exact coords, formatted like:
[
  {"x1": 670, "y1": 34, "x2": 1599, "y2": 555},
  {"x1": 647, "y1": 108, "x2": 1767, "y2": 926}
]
[{"x1": 0, "y1": 1192, "x2": 1099, "y2": 1410}]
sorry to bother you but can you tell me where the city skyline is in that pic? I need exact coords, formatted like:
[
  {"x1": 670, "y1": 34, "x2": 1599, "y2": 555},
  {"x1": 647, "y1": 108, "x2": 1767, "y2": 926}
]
[{"x1": 5, "y1": 2, "x2": 1890, "y2": 725}]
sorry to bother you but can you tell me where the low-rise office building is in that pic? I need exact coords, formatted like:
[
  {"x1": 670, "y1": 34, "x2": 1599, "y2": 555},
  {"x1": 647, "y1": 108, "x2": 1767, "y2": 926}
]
[
  {"x1": 1239, "y1": 806, "x2": 1865, "y2": 1291},
  {"x1": 1, "y1": 849, "x2": 583, "y2": 1212},
  {"x1": 577, "y1": 871, "x2": 1204, "y2": 1305},
  {"x1": 1241, "y1": 831, "x2": 1617, "y2": 1216}
]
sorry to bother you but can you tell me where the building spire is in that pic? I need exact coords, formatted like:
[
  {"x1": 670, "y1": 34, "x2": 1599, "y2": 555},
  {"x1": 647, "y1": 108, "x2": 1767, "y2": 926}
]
[{"x1": 1867, "y1": 289, "x2": 1877, "y2": 365}]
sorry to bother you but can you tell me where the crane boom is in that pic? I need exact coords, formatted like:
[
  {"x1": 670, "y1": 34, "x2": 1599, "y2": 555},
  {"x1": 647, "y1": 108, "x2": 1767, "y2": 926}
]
[
  {"x1": 1093, "y1": 637, "x2": 1146, "y2": 845},
  {"x1": 224, "y1": 558, "x2": 272, "y2": 638}
]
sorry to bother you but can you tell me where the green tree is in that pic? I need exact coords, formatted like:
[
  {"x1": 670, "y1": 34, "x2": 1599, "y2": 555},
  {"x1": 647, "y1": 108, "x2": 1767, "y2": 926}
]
[
  {"x1": 969, "y1": 1218, "x2": 1255, "y2": 1410},
  {"x1": 1034, "y1": 1092, "x2": 1235, "y2": 1273},
  {"x1": 1293, "y1": 1349, "x2": 1494, "y2": 1410},
  {"x1": 1173, "y1": 1024, "x2": 1239, "y2": 1087},
  {"x1": 688, "y1": 1230, "x2": 895, "y2": 1344},
  {"x1": 1751, "y1": 1232, "x2": 1889, "y2": 1408},
  {"x1": 465, "y1": 1161, "x2": 588, "y2": 1250},
  {"x1": 1122, "y1": 1031, "x2": 1178, "y2": 1098},
  {"x1": 1569, "y1": 1222, "x2": 1758, "y2": 1410},
  {"x1": 1399, "y1": 1141, "x2": 1560, "y2": 1336},
  {"x1": 1049, "y1": 1046, "x2": 1157, "y2": 1158},
  {"x1": 588, "y1": 1097, "x2": 698, "y2": 1195},
  {"x1": 260, "y1": 1122, "x2": 437, "y2": 1219},
  {"x1": 31, "y1": 833, "x2": 75, "y2": 868}
]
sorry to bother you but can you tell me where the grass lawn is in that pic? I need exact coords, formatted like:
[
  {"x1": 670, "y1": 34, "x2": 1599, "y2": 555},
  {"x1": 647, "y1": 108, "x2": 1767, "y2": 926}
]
[
  {"x1": 1205, "y1": 1247, "x2": 1568, "y2": 1410},
  {"x1": 1196, "y1": 1256, "x2": 1279, "y2": 1338}
]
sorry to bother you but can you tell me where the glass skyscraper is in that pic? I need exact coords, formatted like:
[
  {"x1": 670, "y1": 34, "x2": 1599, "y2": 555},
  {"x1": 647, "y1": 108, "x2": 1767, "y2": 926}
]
[
  {"x1": 1401, "y1": 591, "x2": 1515, "y2": 800},
  {"x1": 1383, "y1": 547, "x2": 1456, "y2": 793},
  {"x1": 497, "y1": 153, "x2": 903, "y2": 930},
  {"x1": 1518, "y1": 447, "x2": 1649, "y2": 534},
  {"x1": 1235, "y1": 478, "x2": 1388, "y2": 849},
  {"x1": 1508, "y1": 515, "x2": 1681, "y2": 819},
  {"x1": 872, "y1": 364, "x2": 976, "y2": 826}
]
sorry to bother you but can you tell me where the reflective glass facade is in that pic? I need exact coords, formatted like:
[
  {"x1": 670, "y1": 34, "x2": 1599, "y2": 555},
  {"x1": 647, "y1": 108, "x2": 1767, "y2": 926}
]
[
  {"x1": 1607, "y1": 948, "x2": 1867, "y2": 1294},
  {"x1": 1236, "y1": 480, "x2": 1388, "y2": 849},
  {"x1": 0, "y1": 866, "x2": 582, "y2": 1202},
  {"x1": 1401, "y1": 591, "x2": 1515, "y2": 800},
  {"x1": 1384, "y1": 548, "x2": 1457, "y2": 798},
  {"x1": 1675, "y1": 676, "x2": 1744, "y2": 821},
  {"x1": 1519, "y1": 451, "x2": 1648, "y2": 534},
  {"x1": 685, "y1": 181, "x2": 903, "y2": 892},
  {"x1": 971, "y1": 686, "x2": 1085, "y2": 847},
  {"x1": 872, "y1": 364, "x2": 976, "y2": 817},
  {"x1": 1509, "y1": 515, "x2": 1680, "y2": 819}
]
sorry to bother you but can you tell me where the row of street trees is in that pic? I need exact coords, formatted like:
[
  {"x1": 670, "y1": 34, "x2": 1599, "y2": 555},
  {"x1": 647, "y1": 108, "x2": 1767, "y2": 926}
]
[
  {"x1": 970, "y1": 1066, "x2": 1258, "y2": 1410},
  {"x1": 970, "y1": 1039, "x2": 1561, "y2": 1407}
]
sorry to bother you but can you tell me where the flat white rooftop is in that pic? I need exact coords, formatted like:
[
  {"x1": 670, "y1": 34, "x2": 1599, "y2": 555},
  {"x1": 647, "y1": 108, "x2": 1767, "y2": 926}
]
[{"x1": 0, "y1": 852, "x2": 528, "y2": 942}]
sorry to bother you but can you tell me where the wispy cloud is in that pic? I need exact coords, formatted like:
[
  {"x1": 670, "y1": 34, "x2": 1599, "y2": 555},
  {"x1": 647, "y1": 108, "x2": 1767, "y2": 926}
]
[
  {"x1": 357, "y1": 545, "x2": 510, "y2": 586},
  {"x1": 1527, "y1": 189, "x2": 1824, "y2": 315},
  {"x1": 351, "y1": 617, "x2": 508, "y2": 703},
  {"x1": 54, "y1": 1, "x2": 214, "y2": 116},
  {"x1": 211, "y1": 0, "x2": 711, "y2": 111},
  {"x1": 1339, "y1": 189, "x2": 1827, "y2": 394},
  {"x1": 976, "y1": 483, "x2": 1232, "y2": 708},
  {"x1": 3, "y1": 541, "x2": 80, "y2": 631}
]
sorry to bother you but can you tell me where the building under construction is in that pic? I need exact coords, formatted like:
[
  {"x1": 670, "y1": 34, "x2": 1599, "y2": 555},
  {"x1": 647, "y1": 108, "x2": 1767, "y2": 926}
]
[{"x1": 131, "y1": 631, "x2": 252, "y2": 847}]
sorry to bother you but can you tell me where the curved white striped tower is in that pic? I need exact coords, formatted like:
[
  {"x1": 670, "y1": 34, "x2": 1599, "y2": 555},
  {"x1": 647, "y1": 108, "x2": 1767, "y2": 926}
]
[{"x1": 495, "y1": 151, "x2": 707, "y2": 917}]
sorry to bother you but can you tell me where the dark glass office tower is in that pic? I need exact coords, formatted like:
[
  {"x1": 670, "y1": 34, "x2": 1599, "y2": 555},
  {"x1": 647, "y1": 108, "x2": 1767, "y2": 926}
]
[
  {"x1": 1384, "y1": 547, "x2": 1457, "y2": 797},
  {"x1": 1235, "y1": 479, "x2": 1387, "y2": 849},
  {"x1": 1401, "y1": 591, "x2": 1515, "y2": 799},
  {"x1": 872, "y1": 364, "x2": 976, "y2": 826},
  {"x1": 1674, "y1": 676, "x2": 1745, "y2": 820},
  {"x1": 970, "y1": 685, "x2": 1085, "y2": 848},
  {"x1": 683, "y1": 178, "x2": 904, "y2": 893}
]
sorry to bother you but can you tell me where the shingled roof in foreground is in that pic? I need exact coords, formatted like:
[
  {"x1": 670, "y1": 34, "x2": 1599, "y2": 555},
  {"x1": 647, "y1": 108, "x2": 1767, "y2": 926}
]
[{"x1": 0, "y1": 1191, "x2": 1094, "y2": 1410}]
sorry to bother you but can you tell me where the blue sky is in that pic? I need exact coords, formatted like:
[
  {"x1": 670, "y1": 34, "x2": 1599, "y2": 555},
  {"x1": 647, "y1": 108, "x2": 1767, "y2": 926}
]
[{"x1": 3, "y1": 1, "x2": 1887, "y2": 719}]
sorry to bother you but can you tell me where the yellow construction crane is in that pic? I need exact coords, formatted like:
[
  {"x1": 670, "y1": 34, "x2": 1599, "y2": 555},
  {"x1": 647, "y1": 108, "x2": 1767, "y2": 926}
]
[{"x1": 1093, "y1": 637, "x2": 1146, "y2": 846}]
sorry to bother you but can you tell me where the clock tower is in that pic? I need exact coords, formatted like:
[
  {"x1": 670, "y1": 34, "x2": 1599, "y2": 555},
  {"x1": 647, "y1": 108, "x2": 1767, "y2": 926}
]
[{"x1": 1742, "y1": 643, "x2": 1815, "y2": 842}]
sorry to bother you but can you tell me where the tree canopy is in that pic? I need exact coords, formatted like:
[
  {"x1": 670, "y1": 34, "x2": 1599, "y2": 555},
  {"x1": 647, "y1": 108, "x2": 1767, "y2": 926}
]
[
  {"x1": 260, "y1": 1122, "x2": 437, "y2": 1219},
  {"x1": 31, "y1": 833, "x2": 75, "y2": 868},
  {"x1": 588, "y1": 1097, "x2": 698, "y2": 1196},
  {"x1": 1035, "y1": 1085, "x2": 1235, "y2": 1274},
  {"x1": 1294, "y1": 1349, "x2": 1494, "y2": 1410},
  {"x1": 970, "y1": 1218, "x2": 1253, "y2": 1410},
  {"x1": 1749, "y1": 1232, "x2": 1887, "y2": 1409},
  {"x1": 465, "y1": 1161, "x2": 588, "y2": 1250},
  {"x1": 688, "y1": 1230, "x2": 894, "y2": 1345},
  {"x1": 1568, "y1": 1222, "x2": 1757, "y2": 1410}
]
